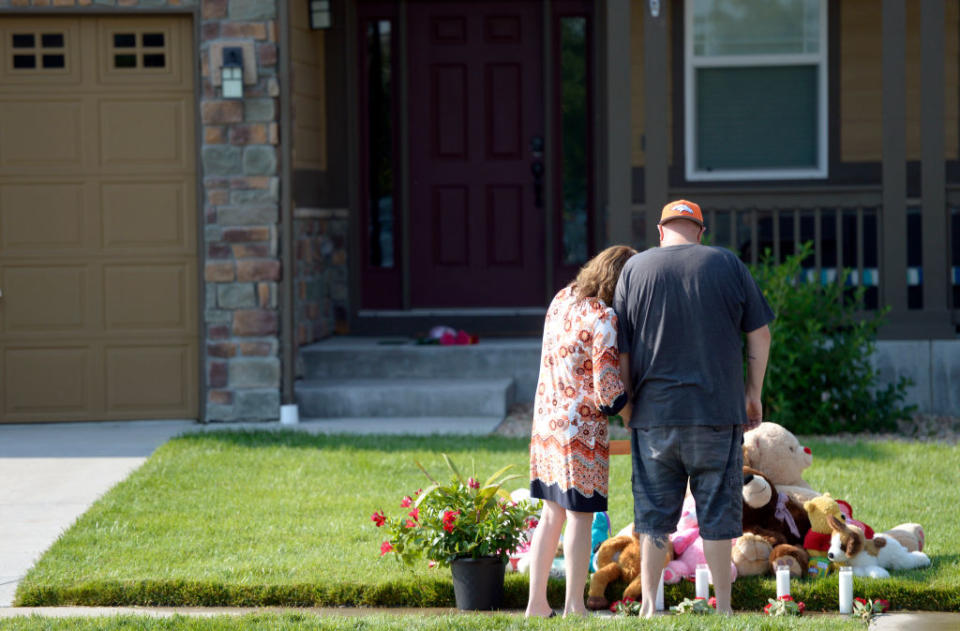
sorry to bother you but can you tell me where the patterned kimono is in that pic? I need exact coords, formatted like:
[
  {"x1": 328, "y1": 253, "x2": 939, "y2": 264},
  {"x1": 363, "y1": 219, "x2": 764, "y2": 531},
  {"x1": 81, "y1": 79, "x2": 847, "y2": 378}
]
[{"x1": 529, "y1": 285, "x2": 627, "y2": 512}]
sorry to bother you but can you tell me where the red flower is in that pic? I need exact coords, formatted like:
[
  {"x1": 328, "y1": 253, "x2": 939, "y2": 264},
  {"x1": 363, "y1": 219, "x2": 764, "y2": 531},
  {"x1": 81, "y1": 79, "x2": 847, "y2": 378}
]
[
  {"x1": 467, "y1": 477, "x2": 480, "y2": 489},
  {"x1": 797, "y1": 601, "x2": 806, "y2": 613},
  {"x1": 609, "y1": 601, "x2": 621, "y2": 612},
  {"x1": 442, "y1": 510, "x2": 460, "y2": 532},
  {"x1": 400, "y1": 496, "x2": 413, "y2": 508},
  {"x1": 404, "y1": 519, "x2": 417, "y2": 529},
  {"x1": 371, "y1": 511, "x2": 386, "y2": 527},
  {"x1": 694, "y1": 596, "x2": 705, "y2": 600},
  {"x1": 764, "y1": 603, "x2": 772, "y2": 614},
  {"x1": 874, "y1": 599, "x2": 890, "y2": 613},
  {"x1": 780, "y1": 594, "x2": 793, "y2": 601},
  {"x1": 526, "y1": 518, "x2": 539, "y2": 529},
  {"x1": 408, "y1": 507, "x2": 420, "y2": 521},
  {"x1": 855, "y1": 597, "x2": 868, "y2": 606},
  {"x1": 428, "y1": 560, "x2": 437, "y2": 569},
  {"x1": 708, "y1": 597, "x2": 717, "y2": 609},
  {"x1": 379, "y1": 541, "x2": 393, "y2": 556},
  {"x1": 621, "y1": 597, "x2": 634, "y2": 604}
]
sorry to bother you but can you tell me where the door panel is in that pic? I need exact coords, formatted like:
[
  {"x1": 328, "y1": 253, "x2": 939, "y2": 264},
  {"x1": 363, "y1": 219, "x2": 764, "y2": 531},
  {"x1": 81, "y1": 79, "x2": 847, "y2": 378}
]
[{"x1": 407, "y1": 1, "x2": 545, "y2": 307}]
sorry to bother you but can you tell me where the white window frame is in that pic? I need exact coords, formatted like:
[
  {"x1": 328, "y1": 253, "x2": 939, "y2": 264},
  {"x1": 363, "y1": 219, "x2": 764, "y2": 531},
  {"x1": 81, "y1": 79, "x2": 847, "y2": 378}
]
[{"x1": 684, "y1": 0, "x2": 829, "y2": 181}]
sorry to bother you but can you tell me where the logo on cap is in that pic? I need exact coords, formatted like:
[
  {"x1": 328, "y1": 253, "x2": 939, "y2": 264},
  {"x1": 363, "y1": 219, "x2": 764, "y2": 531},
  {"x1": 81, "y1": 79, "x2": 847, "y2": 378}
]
[{"x1": 674, "y1": 204, "x2": 694, "y2": 216}]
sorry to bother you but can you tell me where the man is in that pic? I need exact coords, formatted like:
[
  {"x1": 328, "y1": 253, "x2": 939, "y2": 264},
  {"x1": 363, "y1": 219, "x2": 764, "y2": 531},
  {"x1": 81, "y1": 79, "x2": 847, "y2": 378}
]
[{"x1": 613, "y1": 200, "x2": 773, "y2": 617}]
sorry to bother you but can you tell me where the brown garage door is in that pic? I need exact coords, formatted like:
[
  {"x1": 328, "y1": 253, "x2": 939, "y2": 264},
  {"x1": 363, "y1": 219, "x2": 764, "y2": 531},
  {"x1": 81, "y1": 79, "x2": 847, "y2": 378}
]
[{"x1": 0, "y1": 16, "x2": 198, "y2": 423}]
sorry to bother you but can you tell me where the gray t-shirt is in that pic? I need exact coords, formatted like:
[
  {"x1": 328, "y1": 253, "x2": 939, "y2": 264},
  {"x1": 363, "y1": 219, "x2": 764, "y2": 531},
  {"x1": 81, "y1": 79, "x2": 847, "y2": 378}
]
[{"x1": 613, "y1": 244, "x2": 774, "y2": 428}]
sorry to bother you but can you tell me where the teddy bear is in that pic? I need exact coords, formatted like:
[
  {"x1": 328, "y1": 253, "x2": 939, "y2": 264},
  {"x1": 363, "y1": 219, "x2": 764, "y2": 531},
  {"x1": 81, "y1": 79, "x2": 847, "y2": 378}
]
[
  {"x1": 663, "y1": 526, "x2": 738, "y2": 585},
  {"x1": 803, "y1": 493, "x2": 845, "y2": 560},
  {"x1": 741, "y1": 466, "x2": 811, "y2": 577},
  {"x1": 732, "y1": 533, "x2": 774, "y2": 576},
  {"x1": 743, "y1": 422, "x2": 819, "y2": 504},
  {"x1": 586, "y1": 530, "x2": 656, "y2": 610}
]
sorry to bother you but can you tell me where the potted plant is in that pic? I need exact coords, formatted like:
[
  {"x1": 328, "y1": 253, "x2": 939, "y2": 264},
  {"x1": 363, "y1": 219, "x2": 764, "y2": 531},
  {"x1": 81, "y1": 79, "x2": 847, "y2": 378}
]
[{"x1": 371, "y1": 454, "x2": 538, "y2": 610}]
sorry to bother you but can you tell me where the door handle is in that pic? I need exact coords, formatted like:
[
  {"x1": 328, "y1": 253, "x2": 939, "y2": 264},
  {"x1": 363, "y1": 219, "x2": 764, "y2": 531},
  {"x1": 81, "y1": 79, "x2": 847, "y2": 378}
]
[{"x1": 531, "y1": 160, "x2": 544, "y2": 208}]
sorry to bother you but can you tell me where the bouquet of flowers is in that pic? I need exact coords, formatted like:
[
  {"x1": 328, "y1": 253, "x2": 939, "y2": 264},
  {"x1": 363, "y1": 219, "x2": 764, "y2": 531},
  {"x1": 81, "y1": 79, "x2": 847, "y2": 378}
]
[
  {"x1": 671, "y1": 596, "x2": 717, "y2": 614},
  {"x1": 852, "y1": 597, "x2": 890, "y2": 621},
  {"x1": 764, "y1": 594, "x2": 805, "y2": 616},
  {"x1": 371, "y1": 454, "x2": 538, "y2": 567}
]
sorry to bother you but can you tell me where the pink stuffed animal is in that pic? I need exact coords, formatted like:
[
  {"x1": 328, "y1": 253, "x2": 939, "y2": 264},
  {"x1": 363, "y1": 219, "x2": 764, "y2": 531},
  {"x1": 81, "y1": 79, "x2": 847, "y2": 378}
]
[{"x1": 663, "y1": 526, "x2": 738, "y2": 585}]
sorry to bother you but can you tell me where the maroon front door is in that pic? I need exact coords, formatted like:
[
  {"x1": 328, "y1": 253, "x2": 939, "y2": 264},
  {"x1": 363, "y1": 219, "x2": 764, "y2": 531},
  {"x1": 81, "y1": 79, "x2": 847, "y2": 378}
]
[{"x1": 407, "y1": 2, "x2": 546, "y2": 307}]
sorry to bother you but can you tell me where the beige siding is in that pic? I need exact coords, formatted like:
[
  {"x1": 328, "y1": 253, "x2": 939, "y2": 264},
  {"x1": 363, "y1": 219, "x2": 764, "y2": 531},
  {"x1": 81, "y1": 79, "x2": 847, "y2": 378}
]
[
  {"x1": 630, "y1": 0, "x2": 673, "y2": 168},
  {"x1": 841, "y1": 0, "x2": 959, "y2": 162},
  {"x1": 292, "y1": 2, "x2": 326, "y2": 171}
]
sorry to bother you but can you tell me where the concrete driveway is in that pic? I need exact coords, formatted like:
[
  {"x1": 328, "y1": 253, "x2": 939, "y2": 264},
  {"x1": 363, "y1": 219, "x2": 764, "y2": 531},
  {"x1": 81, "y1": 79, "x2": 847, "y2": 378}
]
[{"x1": 0, "y1": 420, "x2": 199, "y2": 606}]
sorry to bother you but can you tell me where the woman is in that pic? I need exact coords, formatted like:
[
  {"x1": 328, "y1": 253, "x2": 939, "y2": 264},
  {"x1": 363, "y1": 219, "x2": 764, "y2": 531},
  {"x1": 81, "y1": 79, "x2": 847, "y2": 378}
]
[{"x1": 525, "y1": 245, "x2": 636, "y2": 618}]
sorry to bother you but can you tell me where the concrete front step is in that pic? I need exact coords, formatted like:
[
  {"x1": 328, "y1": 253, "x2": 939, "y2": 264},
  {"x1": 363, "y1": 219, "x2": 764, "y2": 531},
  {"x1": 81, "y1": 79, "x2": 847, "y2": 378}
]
[
  {"x1": 299, "y1": 337, "x2": 542, "y2": 403},
  {"x1": 295, "y1": 377, "x2": 515, "y2": 418}
]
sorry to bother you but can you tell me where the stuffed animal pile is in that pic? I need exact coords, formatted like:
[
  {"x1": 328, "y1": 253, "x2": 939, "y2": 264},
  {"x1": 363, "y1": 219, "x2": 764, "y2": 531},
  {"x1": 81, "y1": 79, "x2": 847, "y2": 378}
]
[{"x1": 585, "y1": 421, "x2": 930, "y2": 606}]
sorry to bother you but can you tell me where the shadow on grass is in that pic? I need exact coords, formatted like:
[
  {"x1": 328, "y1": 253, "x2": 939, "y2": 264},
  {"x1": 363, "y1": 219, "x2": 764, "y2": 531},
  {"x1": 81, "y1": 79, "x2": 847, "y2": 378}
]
[{"x1": 173, "y1": 429, "x2": 530, "y2": 454}]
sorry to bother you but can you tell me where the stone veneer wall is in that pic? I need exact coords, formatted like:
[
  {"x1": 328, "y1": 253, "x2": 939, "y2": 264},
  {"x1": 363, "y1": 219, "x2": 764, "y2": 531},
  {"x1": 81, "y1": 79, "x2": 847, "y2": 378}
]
[
  {"x1": 0, "y1": 0, "x2": 285, "y2": 421},
  {"x1": 293, "y1": 209, "x2": 348, "y2": 351}
]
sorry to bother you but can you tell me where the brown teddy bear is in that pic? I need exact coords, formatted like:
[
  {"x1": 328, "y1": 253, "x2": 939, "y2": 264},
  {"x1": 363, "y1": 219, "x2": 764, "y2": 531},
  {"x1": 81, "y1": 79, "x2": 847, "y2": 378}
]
[
  {"x1": 743, "y1": 422, "x2": 819, "y2": 504},
  {"x1": 742, "y1": 466, "x2": 811, "y2": 577},
  {"x1": 586, "y1": 530, "x2": 672, "y2": 610}
]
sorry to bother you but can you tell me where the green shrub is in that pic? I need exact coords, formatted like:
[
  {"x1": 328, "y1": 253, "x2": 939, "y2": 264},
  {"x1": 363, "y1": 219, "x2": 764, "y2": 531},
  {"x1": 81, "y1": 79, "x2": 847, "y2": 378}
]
[{"x1": 749, "y1": 243, "x2": 914, "y2": 434}]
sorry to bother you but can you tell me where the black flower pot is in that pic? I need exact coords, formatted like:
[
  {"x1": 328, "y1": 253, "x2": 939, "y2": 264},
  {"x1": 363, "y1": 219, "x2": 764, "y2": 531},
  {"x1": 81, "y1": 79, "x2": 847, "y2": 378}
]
[{"x1": 450, "y1": 556, "x2": 506, "y2": 610}]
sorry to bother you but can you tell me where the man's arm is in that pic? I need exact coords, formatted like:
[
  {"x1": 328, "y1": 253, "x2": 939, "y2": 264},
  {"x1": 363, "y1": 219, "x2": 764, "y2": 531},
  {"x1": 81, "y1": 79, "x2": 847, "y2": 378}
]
[
  {"x1": 744, "y1": 325, "x2": 771, "y2": 431},
  {"x1": 618, "y1": 352, "x2": 632, "y2": 427}
]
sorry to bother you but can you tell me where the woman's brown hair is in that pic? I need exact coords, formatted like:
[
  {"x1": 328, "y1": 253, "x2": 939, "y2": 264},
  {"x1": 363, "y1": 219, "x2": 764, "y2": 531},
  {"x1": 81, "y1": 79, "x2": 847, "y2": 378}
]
[{"x1": 572, "y1": 245, "x2": 637, "y2": 305}]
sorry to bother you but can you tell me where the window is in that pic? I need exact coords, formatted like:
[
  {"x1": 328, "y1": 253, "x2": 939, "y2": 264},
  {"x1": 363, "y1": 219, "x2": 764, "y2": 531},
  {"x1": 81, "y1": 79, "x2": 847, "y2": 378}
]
[
  {"x1": 684, "y1": 0, "x2": 827, "y2": 181},
  {"x1": 110, "y1": 32, "x2": 167, "y2": 70},
  {"x1": 10, "y1": 32, "x2": 67, "y2": 71}
]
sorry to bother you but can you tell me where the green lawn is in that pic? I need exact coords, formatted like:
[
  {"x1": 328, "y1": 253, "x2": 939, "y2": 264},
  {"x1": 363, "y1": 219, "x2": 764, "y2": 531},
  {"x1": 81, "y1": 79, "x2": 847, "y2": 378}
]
[
  {"x1": 0, "y1": 612, "x2": 870, "y2": 631},
  {"x1": 13, "y1": 431, "x2": 960, "y2": 613}
]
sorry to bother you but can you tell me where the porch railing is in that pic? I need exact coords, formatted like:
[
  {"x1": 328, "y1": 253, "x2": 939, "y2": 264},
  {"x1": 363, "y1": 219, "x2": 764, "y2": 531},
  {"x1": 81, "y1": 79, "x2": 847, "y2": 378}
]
[{"x1": 632, "y1": 186, "x2": 959, "y2": 336}]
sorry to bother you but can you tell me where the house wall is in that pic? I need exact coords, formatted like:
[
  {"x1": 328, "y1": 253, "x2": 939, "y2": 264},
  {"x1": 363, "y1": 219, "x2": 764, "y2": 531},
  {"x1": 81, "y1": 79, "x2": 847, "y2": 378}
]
[
  {"x1": 291, "y1": 0, "x2": 326, "y2": 171},
  {"x1": 840, "y1": 0, "x2": 960, "y2": 163},
  {"x1": 293, "y1": 210, "x2": 349, "y2": 349},
  {"x1": 0, "y1": 0, "x2": 285, "y2": 421},
  {"x1": 629, "y1": 0, "x2": 673, "y2": 169}
]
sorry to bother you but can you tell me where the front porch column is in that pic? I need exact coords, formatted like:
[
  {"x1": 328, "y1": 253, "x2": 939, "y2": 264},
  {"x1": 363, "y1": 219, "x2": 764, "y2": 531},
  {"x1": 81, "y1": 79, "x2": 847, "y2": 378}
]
[
  {"x1": 605, "y1": 0, "x2": 632, "y2": 245},
  {"x1": 643, "y1": 0, "x2": 669, "y2": 249},
  {"x1": 880, "y1": 0, "x2": 908, "y2": 333},
  {"x1": 920, "y1": 0, "x2": 953, "y2": 336}
]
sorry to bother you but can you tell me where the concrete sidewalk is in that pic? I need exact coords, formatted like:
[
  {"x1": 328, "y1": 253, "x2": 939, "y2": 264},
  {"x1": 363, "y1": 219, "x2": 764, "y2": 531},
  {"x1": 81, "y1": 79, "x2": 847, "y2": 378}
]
[{"x1": 0, "y1": 416, "x2": 500, "y2": 606}]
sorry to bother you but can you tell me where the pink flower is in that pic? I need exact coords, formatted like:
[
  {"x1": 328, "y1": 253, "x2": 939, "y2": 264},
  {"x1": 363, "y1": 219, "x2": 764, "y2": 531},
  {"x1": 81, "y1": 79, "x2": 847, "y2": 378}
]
[
  {"x1": 415, "y1": 488, "x2": 423, "y2": 496},
  {"x1": 708, "y1": 596, "x2": 717, "y2": 609},
  {"x1": 379, "y1": 541, "x2": 393, "y2": 556},
  {"x1": 621, "y1": 597, "x2": 634, "y2": 604},
  {"x1": 404, "y1": 519, "x2": 417, "y2": 529},
  {"x1": 609, "y1": 600, "x2": 621, "y2": 612},
  {"x1": 442, "y1": 509, "x2": 460, "y2": 532},
  {"x1": 371, "y1": 511, "x2": 386, "y2": 527},
  {"x1": 467, "y1": 477, "x2": 480, "y2": 489},
  {"x1": 428, "y1": 560, "x2": 437, "y2": 569},
  {"x1": 874, "y1": 599, "x2": 889, "y2": 613},
  {"x1": 526, "y1": 518, "x2": 539, "y2": 529},
  {"x1": 694, "y1": 596, "x2": 705, "y2": 600},
  {"x1": 797, "y1": 601, "x2": 806, "y2": 614},
  {"x1": 400, "y1": 496, "x2": 413, "y2": 507},
  {"x1": 408, "y1": 507, "x2": 420, "y2": 521},
  {"x1": 780, "y1": 594, "x2": 793, "y2": 601},
  {"x1": 855, "y1": 597, "x2": 868, "y2": 606}
]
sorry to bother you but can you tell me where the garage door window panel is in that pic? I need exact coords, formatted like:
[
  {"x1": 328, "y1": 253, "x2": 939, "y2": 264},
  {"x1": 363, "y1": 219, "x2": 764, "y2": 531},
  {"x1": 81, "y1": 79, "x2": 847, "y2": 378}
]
[{"x1": 9, "y1": 31, "x2": 67, "y2": 71}]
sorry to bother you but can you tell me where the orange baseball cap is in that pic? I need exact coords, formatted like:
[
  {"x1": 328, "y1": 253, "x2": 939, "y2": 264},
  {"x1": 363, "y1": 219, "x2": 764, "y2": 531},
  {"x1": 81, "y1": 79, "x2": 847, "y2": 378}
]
[{"x1": 659, "y1": 199, "x2": 704, "y2": 227}]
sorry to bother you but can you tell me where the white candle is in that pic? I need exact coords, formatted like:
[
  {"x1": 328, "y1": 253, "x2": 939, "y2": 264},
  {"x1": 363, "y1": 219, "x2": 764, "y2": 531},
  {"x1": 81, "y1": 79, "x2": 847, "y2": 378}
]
[
  {"x1": 695, "y1": 563, "x2": 710, "y2": 599},
  {"x1": 839, "y1": 566, "x2": 853, "y2": 614},
  {"x1": 655, "y1": 569, "x2": 664, "y2": 610},
  {"x1": 776, "y1": 564, "x2": 791, "y2": 598}
]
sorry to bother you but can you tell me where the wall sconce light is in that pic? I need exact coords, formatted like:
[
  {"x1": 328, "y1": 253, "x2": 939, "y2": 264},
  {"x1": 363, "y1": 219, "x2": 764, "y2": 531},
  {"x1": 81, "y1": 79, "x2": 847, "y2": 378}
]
[
  {"x1": 310, "y1": 0, "x2": 332, "y2": 29},
  {"x1": 221, "y1": 46, "x2": 244, "y2": 99}
]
